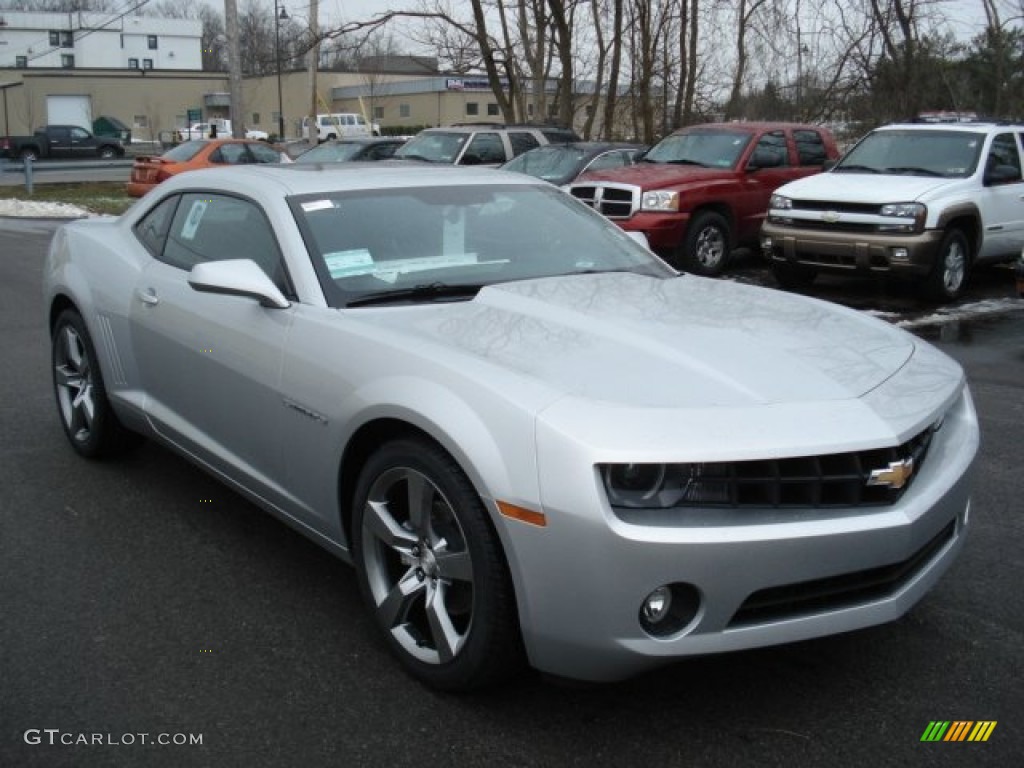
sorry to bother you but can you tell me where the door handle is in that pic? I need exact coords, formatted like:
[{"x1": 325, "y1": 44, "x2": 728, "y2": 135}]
[{"x1": 138, "y1": 288, "x2": 159, "y2": 306}]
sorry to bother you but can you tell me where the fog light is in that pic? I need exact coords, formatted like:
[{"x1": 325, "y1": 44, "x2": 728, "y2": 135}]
[
  {"x1": 642, "y1": 586, "x2": 672, "y2": 624},
  {"x1": 638, "y1": 582, "x2": 701, "y2": 637},
  {"x1": 890, "y1": 247, "x2": 910, "y2": 264}
]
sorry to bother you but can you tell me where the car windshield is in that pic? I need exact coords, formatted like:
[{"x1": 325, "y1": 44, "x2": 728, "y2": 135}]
[
  {"x1": 162, "y1": 141, "x2": 208, "y2": 162},
  {"x1": 296, "y1": 142, "x2": 367, "y2": 164},
  {"x1": 503, "y1": 147, "x2": 585, "y2": 181},
  {"x1": 643, "y1": 130, "x2": 753, "y2": 168},
  {"x1": 394, "y1": 132, "x2": 468, "y2": 163},
  {"x1": 290, "y1": 183, "x2": 674, "y2": 307},
  {"x1": 835, "y1": 129, "x2": 983, "y2": 177}
]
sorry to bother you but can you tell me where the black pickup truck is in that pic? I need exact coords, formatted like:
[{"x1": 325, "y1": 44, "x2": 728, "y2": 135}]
[{"x1": 0, "y1": 125, "x2": 125, "y2": 161}]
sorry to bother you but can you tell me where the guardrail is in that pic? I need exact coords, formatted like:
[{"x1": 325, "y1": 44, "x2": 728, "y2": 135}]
[{"x1": 0, "y1": 157, "x2": 133, "y2": 194}]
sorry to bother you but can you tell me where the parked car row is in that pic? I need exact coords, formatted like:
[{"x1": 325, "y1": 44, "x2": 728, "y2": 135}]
[{"x1": 122, "y1": 118, "x2": 1024, "y2": 302}]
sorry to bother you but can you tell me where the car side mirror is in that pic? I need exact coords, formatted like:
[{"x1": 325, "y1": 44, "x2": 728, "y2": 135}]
[{"x1": 188, "y1": 259, "x2": 290, "y2": 309}]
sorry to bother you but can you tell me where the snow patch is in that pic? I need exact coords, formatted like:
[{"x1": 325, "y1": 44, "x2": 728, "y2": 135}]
[
  {"x1": 0, "y1": 199, "x2": 92, "y2": 218},
  {"x1": 896, "y1": 298, "x2": 1024, "y2": 328}
]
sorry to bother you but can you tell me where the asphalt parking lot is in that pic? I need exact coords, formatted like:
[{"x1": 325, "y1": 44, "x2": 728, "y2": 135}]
[{"x1": 1, "y1": 221, "x2": 1021, "y2": 767}]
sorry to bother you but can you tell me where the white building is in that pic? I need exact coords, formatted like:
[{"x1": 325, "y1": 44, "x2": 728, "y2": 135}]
[{"x1": 0, "y1": 11, "x2": 201, "y2": 71}]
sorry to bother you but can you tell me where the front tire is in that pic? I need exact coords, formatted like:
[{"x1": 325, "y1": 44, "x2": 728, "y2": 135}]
[
  {"x1": 98, "y1": 146, "x2": 117, "y2": 159},
  {"x1": 924, "y1": 228, "x2": 970, "y2": 302},
  {"x1": 52, "y1": 310, "x2": 138, "y2": 459},
  {"x1": 352, "y1": 437, "x2": 522, "y2": 690},
  {"x1": 681, "y1": 211, "x2": 732, "y2": 276}
]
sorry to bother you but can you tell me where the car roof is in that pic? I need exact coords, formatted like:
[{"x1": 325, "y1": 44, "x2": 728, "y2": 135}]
[
  {"x1": 153, "y1": 163, "x2": 547, "y2": 198},
  {"x1": 672, "y1": 121, "x2": 828, "y2": 133},
  {"x1": 877, "y1": 121, "x2": 1023, "y2": 132}
]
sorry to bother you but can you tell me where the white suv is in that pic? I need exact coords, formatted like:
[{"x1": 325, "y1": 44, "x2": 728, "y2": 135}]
[
  {"x1": 762, "y1": 121, "x2": 1024, "y2": 300},
  {"x1": 394, "y1": 124, "x2": 580, "y2": 166}
]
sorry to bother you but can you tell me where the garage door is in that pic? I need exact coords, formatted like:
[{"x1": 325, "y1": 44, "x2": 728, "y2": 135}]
[{"x1": 46, "y1": 95, "x2": 93, "y2": 130}]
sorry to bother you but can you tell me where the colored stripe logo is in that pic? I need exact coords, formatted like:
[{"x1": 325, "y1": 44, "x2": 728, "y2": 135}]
[{"x1": 921, "y1": 721, "x2": 997, "y2": 742}]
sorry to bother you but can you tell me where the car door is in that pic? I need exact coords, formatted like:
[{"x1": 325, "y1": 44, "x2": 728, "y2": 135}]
[
  {"x1": 737, "y1": 130, "x2": 796, "y2": 239},
  {"x1": 977, "y1": 132, "x2": 1024, "y2": 261},
  {"x1": 68, "y1": 127, "x2": 95, "y2": 159},
  {"x1": 129, "y1": 191, "x2": 296, "y2": 503},
  {"x1": 46, "y1": 126, "x2": 72, "y2": 158}
]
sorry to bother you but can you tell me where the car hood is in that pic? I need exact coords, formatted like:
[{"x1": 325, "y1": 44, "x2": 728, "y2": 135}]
[
  {"x1": 363, "y1": 273, "x2": 917, "y2": 409},
  {"x1": 578, "y1": 162, "x2": 729, "y2": 188},
  {"x1": 777, "y1": 172, "x2": 960, "y2": 203}
]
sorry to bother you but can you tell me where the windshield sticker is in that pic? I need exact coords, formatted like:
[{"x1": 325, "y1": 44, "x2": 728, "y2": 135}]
[
  {"x1": 324, "y1": 249, "x2": 374, "y2": 278},
  {"x1": 301, "y1": 200, "x2": 335, "y2": 212},
  {"x1": 180, "y1": 200, "x2": 208, "y2": 241},
  {"x1": 372, "y1": 254, "x2": 480, "y2": 276}
]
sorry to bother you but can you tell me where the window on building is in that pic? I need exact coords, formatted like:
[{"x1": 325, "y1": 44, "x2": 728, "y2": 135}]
[
  {"x1": 466, "y1": 102, "x2": 479, "y2": 116},
  {"x1": 373, "y1": 106, "x2": 384, "y2": 120},
  {"x1": 49, "y1": 30, "x2": 59, "y2": 46},
  {"x1": 399, "y1": 103, "x2": 410, "y2": 118},
  {"x1": 128, "y1": 58, "x2": 139, "y2": 69},
  {"x1": 547, "y1": 103, "x2": 558, "y2": 118},
  {"x1": 148, "y1": 35, "x2": 158, "y2": 50},
  {"x1": 134, "y1": 115, "x2": 149, "y2": 129},
  {"x1": 527, "y1": 103, "x2": 534, "y2": 117},
  {"x1": 252, "y1": 113, "x2": 260, "y2": 125},
  {"x1": 15, "y1": 56, "x2": 28, "y2": 69},
  {"x1": 143, "y1": 59, "x2": 153, "y2": 70},
  {"x1": 50, "y1": 31, "x2": 73, "y2": 47},
  {"x1": 120, "y1": 34, "x2": 124, "y2": 49},
  {"x1": 487, "y1": 103, "x2": 499, "y2": 116},
  {"x1": 61, "y1": 54, "x2": 75, "y2": 68}
]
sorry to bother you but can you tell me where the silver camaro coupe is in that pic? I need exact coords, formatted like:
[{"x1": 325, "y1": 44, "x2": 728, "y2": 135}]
[{"x1": 43, "y1": 164, "x2": 978, "y2": 690}]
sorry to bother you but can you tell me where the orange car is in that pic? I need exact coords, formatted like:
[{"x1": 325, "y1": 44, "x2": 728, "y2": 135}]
[{"x1": 126, "y1": 138, "x2": 289, "y2": 197}]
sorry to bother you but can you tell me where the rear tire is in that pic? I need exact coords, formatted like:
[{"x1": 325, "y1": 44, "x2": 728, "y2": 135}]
[
  {"x1": 52, "y1": 310, "x2": 139, "y2": 459},
  {"x1": 352, "y1": 437, "x2": 522, "y2": 691},
  {"x1": 681, "y1": 211, "x2": 732, "y2": 276},
  {"x1": 98, "y1": 146, "x2": 117, "y2": 159},
  {"x1": 924, "y1": 228, "x2": 969, "y2": 302}
]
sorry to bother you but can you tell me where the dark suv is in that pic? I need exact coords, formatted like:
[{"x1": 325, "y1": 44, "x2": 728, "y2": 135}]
[{"x1": 395, "y1": 124, "x2": 581, "y2": 166}]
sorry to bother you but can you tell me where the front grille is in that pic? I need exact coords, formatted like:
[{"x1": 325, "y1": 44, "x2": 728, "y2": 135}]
[
  {"x1": 569, "y1": 184, "x2": 637, "y2": 218},
  {"x1": 688, "y1": 425, "x2": 935, "y2": 509},
  {"x1": 728, "y1": 519, "x2": 956, "y2": 627},
  {"x1": 793, "y1": 200, "x2": 881, "y2": 215}
]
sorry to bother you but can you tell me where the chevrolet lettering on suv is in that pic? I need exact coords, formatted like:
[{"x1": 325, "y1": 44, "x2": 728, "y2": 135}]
[
  {"x1": 762, "y1": 121, "x2": 1024, "y2": 300},
  {"x1": 568, "y1": 122, "x2": 838, "y2": 275}
]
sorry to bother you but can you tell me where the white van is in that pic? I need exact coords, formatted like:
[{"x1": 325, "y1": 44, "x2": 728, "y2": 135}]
[{"x1": 302, "y1": 113, "x2": 379, "y2": 142}]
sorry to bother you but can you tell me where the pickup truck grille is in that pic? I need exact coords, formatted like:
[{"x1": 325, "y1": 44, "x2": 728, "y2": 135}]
[{"x1": 569, "y1": 184, "x2": 639, "y2": 219}]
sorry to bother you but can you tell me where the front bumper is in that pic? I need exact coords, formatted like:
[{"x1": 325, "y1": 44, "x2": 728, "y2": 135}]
[
  {"x1": 617, "y1": 212, "x2": 691, "y2": 252},
  {"x1": 761, "y1": 221, "x2": 945, "y2": 276},
  {"x1": 503, "y1": 388, "x2": 977, "y2": 682}
]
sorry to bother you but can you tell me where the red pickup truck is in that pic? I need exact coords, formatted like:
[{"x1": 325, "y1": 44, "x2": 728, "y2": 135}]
[{"x1": 568, "y1": 122, "x2": 839, "y2": 275}]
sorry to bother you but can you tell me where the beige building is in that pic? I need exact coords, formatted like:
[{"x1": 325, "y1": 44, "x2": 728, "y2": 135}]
[{"x1": 0, "y1": 65, "x2": 605, "y2": 142}]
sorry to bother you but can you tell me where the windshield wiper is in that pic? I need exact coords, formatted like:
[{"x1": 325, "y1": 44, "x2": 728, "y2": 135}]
[
  {"x1": 346, "y1": 282, "x2": 483, "y2": 307},
  {"x1": 884, "y1": 166, "x2": 944, "y2": 177},
  {"x1": 666, "y1": 158, "x2": 709, "y2": 167},
  {"x1": 832, "y1": 164, "x2": 880, "y2": 174},
  {"x1": 396, "y1": 152, "x2": 436, "y2": 163}
]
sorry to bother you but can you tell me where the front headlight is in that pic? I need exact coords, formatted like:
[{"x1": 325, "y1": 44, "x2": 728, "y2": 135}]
[
  {"x1": 641, "y1": 190, "x2": 680, "y2": 212},
  {"x1": 770, "y1": 194, "x2": 793, "y2": 210},
  {"x1": 879, "y1": 202, "x2": 926, "y2": 233},
  {"x1": 600, "y1": 463, "x2": 731, "y2": 508}
]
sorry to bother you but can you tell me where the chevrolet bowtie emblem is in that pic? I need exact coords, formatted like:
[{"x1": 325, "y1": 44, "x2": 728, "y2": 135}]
[
  {"x1": 821, "y1": 210, "x2": 841, "y2": 223},
  {"x1": 867, "y1": 458, "x2": 915, "y2": 490}
]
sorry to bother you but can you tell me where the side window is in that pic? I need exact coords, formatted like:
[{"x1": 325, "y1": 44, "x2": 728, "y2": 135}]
[
  {"x1": 794, "y1": 129, "x2": 827, "y2": 165},
  {"x1": 986, "y1": 133, "x2": 1022, "y2": 183},
  {"x1": 160, "y1": 193, "x2": 290, "y2": 292},
  {"x1": 48, "y1": 127, "x2": 70, "y2": 142},
  {"x1": 248, "y1": 143, "x2": 282, "y2": 163},
  {"x1": 210, "y1": 144, "x2": 251, "y2": 164},
  {"x1": 70, "y1": 127, "x2": 90, "y2": 141},
  {"x1": 368, "y1": 143, "x2": 398, "y2": 160},
  {"x1": 753, "y1": 131, "x2": 789, "y2": 167},
  {"x1": 133, "y1": 195, "x2": 180, "y2": 257},
  {"x1": 462, "y1": 133, "x2": 506, "y2": 164},
  {"x1": 586, "y1": 151, "x2": 632, "y2": 173},
  {"x1": 508, "y1": 131, "x2": 540, "y2": 156}
]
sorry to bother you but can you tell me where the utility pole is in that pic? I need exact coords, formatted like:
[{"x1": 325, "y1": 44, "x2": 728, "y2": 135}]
[
  {"x1": 308, "y1": 0, "x2": 319, "y2": 145},
  {"x1": 224, "y1": 0, "x2": 244, "y2": 138}
]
